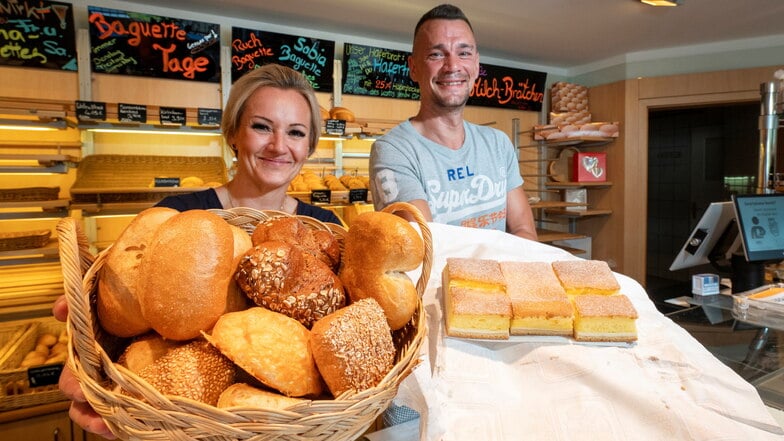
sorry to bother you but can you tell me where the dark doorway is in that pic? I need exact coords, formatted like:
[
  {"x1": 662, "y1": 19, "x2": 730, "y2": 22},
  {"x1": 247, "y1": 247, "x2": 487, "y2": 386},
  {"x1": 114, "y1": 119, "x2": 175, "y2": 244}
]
[{"x1": 645, "y1": 103, "x2": 760, "y2": 310}]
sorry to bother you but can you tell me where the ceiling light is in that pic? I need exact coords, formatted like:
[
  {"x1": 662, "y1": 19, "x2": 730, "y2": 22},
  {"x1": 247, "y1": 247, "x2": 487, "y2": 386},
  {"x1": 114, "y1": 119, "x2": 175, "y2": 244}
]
[{"x1": 641, "y1": 0, "x2": 681, "y2": 6}]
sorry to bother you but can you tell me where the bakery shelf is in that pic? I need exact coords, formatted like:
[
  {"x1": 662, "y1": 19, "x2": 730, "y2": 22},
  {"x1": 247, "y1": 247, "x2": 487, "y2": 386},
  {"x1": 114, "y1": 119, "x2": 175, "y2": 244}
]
[
  {"x1": 545, "y1": 208, "x2": 613, "y2": 218},
  {"x1": 545, "y1": 181, "x2": 613, "y2": 189},
  {"x1": 0, "y1": 154, "x2": 77, "y2": 174},
  {"x1": 535, "y1": 228, "x2": 587, "y2": 243},
  {"x1": 0, "y1": 241, "x2": 59, "y2": 266},
  {"x1": 0, "y1": 200, "x2": 70, "y2": 220},
  {"x1": 518, "y1": 136, "x2": 615, "y2": 149},
  {"x1": 530, "y1": 200, "x2": 585, "y2": 210}
]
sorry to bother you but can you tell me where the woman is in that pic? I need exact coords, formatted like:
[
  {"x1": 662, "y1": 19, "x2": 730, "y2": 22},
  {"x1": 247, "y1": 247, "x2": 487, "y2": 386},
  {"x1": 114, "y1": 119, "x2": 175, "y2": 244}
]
[
  {"x1": 54, "y1": 63, "x2": 337, "y2": 439},
  {"x1": 156, "y1": 63, "x2": 339, "y2": 224}
]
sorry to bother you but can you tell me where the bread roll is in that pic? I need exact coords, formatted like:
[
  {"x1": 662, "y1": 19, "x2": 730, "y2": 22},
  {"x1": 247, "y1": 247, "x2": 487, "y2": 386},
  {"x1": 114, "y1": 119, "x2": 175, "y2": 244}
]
[
  {"x1": 135, "y1": 339, "x2": 235, "y2": 406},
  {"x1": 251, "y1": 216, "x2": 340, "y2": 270},
  {"x1": 329, "y1": 106, "x2": 355, "y2": 122},
  {"x1": 339, "y1": 211, "x2": 423, "y2": 330},
  {"x1": 97, "y1": 207, "x2": 178, "y2": 337},
  {"x1": 137, "y1": 210, "x2": 243, "y2": 340},
  {"x1": 117, "y1": 333, "x2": 182, "y2": 374},
  {"x1": 217, "y1": 383, "x2": 307, "y2": 409},
  {"x1": 235, "y1": 240, "x2": 345, "y2": 329},
  {"x1": 310, "y1": 298, "x2": 395, "y2": 396},
  {"x1": 205, "y1": 307, "x2": 325, "y2": 397}
]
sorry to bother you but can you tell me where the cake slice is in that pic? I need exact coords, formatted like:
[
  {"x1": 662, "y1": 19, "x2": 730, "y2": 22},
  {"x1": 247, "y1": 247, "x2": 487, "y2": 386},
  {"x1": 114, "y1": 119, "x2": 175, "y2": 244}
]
[
  {"x1": 551, "y1": 260, "x2": 620, "y2": 296},
  {"x1": 442, "y1": 258, "x2": 510, "y2": 340},
  {"x1": 500, "y1": 261, "x2": 573, "y2": 336},
  {"x1": 572, "y1": 294, "x2": 638, "y2": 342}
]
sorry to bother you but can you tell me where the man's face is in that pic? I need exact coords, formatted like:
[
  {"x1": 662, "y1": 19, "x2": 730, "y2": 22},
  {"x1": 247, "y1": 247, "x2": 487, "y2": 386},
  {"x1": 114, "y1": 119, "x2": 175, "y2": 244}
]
[{"x1": 409, "y1": 18, "x2": 479, "y2": 110}]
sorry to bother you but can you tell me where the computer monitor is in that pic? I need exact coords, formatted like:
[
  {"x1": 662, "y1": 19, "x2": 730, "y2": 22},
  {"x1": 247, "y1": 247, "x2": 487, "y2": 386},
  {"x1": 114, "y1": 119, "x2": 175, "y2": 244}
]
[
  {"x1": 669, "y1": 201, "x2": 741, "y2": 271},
  {"x1": 732, "y1": 193, "x2": 784, "y2": 263}
]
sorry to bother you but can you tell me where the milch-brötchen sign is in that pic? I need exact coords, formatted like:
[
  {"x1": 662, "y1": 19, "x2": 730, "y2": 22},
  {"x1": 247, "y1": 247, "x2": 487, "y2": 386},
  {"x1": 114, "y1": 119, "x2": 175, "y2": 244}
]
[
  {"x1": 0, "y1": 0, "x2": 76, "y2": 70},
  {"x1": 86, "y1": 6, "x2": 220, "y2": 82},
  {"x1": 230, "y1": 27, "x2": 334, "y2": 92},
  {"x1": 469, "y1": 63, "x2": 546, "y2": 112}
]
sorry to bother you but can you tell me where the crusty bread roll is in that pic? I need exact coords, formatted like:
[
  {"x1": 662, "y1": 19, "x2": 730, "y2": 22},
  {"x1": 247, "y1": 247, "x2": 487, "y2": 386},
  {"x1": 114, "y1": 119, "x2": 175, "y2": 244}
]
[
  {"x1": 235, "y1": 240, "x2": 345, "y2": 328},
  {"x1": 134, "y1": 339, "x2": 235, "y2": 406},
  {"x1": 310, "y1": 298, "x2": 395, "y2": 396},
  {"x1": 217, "y1": 383, "x2": 307, "y2": 409},
  {"x1": 339, "y1": 211, "x2": 424, "y2": 330},
  {"x1": 97, "y1": 207, "x2": 178, "y2": 337},
  {"x1": 137, "y1": 210, "x2": 244, "y2": 340},
  {"x1": 329, "y1": 106, "x2": 355, "y2": 122},
  {"x1": 117, "y1": 333, "x2": 182, "y2": 373},
  {"x1": 251, "y1": 216, "x2": 340, "y2": 270},
  {"x1": 204, "y1": 307, "x2": 325, "y2": 398},
  {"x1": 319, "y1": 105, "x2": 330, "y2": 121}
]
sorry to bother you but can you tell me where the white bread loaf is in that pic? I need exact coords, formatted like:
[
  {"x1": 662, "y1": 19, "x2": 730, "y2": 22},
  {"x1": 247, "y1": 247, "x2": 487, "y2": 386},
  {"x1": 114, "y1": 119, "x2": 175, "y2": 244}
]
[{"x1": 97, "y1": 207, "x2": 178, "y2": 337}]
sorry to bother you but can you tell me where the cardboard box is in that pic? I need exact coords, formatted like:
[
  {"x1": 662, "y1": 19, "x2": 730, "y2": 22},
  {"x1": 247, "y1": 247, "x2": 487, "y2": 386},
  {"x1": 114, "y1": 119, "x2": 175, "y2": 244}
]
[{"x1": 573, "y1": 152, "x2": 607, "y2": 182}]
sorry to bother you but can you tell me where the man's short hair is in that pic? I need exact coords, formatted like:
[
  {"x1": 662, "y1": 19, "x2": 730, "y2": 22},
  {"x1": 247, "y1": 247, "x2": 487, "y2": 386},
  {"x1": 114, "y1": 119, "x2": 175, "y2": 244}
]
[{"x1": 413, "y1": 4, "x2": 474, "y2": 41}]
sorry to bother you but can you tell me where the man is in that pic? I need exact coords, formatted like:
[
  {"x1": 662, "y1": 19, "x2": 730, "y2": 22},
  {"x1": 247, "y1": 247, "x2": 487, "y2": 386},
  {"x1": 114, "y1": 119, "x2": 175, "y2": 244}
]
[{"x1": 370, "y1": 3, "x2": 538, "y2": 241}]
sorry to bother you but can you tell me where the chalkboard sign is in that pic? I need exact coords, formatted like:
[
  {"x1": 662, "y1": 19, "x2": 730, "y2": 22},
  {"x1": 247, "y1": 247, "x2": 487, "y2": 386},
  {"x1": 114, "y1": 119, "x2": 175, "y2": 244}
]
[
  {"x1": 118, "y1": 103, "x2": 147, "y2": 123},
  {"x1": 197, "y1": 108, "x2": 221, "y2": 126},
  {"x1": 468, "y1": 63, "x2": 547, "y2": 111},
  {"x1": 75, "y1": 100, "x2": 106, "y2": 121},
  {"x1": 87, "y1": 6, "x2": 220, "y2": 83},
  {"x1": 310, "y1": 190, "x2": 331, "y2": 204},
  {"x1": 154, "y1": 177, "x2": 180, "y2": 187},
  {"x1": 230, "y1": 27, "x2": 334, "y2": 92},
  {"x1": 325, "y1": 119, "x2": 346, "y2": 135},
  {"x1": 28, "y1": 363, "x2": 64, "y2": 387},
  {"x1": 0, "y1": 0, "x2": 76, "y2": 70},
  {"x1": 159, "y1": 107, "x2": 186, "y2": 125},
  {"x1": 349, "y1": 189, "x2": 368, "y2": 203},
  {"x1": 342, "y1": 43, "x2": 418, "y2": 100}
]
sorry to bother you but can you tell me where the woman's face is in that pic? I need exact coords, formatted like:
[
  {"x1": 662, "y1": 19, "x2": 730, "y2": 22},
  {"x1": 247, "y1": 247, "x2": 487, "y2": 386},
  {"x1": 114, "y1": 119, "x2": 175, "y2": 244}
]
[{"x1": 229, "y1": 86, "x2": 312, "y2": 191}]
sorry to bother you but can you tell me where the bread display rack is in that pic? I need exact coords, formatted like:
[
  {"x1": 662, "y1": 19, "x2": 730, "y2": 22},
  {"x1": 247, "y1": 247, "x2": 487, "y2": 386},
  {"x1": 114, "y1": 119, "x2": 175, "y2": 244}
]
[
  {"x1": 57, "y1": 202, "x2": 432, "y2": 441},
  {"x1": 69, "y1": 154, "x2": 227, "y2": 213}
]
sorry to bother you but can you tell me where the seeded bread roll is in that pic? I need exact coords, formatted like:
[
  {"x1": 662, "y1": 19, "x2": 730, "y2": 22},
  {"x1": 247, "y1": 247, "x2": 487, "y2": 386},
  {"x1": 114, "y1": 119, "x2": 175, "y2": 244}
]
[
  {"x1": 251, "y1": 216, "x2": 340, "y2": 271},
  {"x1": 339, "y1": 211, "x2": 424, "y2": 330},
  {"x1": 205, "y1": 307, "x2": 325, "y2": 397},
  {"x1": 137, "y1": 210, "x2": 244, "y2": 340},
  {"x1": 310, "y1": 298, "x2": 395, "y2": 396},
  {"x1": 97, "y1": 207, "x2": 178, "y2": 337},
  {"x1": 235, "y1": 240, "x2": 345, "y2": 328},
  {"x1": 134, "y1": 339, "x2": 235, "y2": 406}
]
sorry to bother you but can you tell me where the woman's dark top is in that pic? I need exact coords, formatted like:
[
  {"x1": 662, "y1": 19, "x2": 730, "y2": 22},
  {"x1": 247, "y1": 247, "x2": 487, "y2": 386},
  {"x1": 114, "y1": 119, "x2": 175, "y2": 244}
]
[{"x1": 155, "y1": 188, "x2": 342, "y2": 225}]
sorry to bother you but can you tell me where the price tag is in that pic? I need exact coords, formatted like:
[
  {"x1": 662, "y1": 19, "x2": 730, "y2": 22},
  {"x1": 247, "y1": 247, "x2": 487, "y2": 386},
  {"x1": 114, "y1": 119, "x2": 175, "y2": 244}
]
[
  {"x1": 348, "y1": 189, "x2": 368, "y2": 203},
  {"x1": 118, "y1": 103, "x2": 147, "y2": 123},
  {"x1": 197, "y1": 108, "x2": 221, "y2": 126},
  {"x1": 325, "y1": 119, "x2": 346, "y2": 135},
  {"x1": 310, "y1": 189, "x2": 331, "y2": 204},
  {"x1": 28, "y1": 363, "x2": 64, "y2": 388},
  {"x1": 75, "y1": 100, "x2": 106, "y2": 121},
  {"x1": 160, "y1": 107, "x2": 186, "y2": 125},
  {"x1": 154, "y1": 177, "x2": 180, "y2": 187}
]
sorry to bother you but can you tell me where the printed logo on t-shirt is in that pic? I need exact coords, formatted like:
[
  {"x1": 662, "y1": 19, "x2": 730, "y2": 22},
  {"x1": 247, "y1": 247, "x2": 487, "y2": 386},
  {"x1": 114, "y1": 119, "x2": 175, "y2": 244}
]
[
  {"x1": 426, "y1": 170, "x2": 507, "y2": 224},
  {"x1": 374, "y1": 169, "x2": 399, "y2": 203}
]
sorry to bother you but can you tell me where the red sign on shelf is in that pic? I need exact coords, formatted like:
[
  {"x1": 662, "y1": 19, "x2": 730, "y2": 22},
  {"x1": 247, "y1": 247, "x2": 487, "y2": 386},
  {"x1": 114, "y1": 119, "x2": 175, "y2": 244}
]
[{"x1": 573, "y1": 152, "x2": 607, "y2": 182}]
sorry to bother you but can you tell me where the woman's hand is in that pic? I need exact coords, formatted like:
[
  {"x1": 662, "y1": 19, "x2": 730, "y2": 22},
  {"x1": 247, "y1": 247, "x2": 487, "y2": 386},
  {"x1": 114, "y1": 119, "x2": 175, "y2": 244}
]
[{"x1": 53, "y1": 295, "x2": 117, "y2": 439}]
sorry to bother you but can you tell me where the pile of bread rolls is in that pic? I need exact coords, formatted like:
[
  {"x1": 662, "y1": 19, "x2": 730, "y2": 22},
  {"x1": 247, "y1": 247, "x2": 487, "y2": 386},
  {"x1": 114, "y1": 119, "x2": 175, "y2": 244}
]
[
  {"x1": 94, "y1": 207, "x2": 424, "y2": 408},
  {"x1": 288, "y1": 171, "x2": 369, "y2": 192}
]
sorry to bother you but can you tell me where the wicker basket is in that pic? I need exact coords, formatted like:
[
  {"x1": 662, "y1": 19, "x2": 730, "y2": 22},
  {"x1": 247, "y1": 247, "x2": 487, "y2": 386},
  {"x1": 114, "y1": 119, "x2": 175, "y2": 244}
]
[
  {"x1": 0, "y1": 186, "x2": 60, "y2": 202},
  {"x1": 0, "y1": 317, "x2": 68, "y2": 411},
  {"x1": 57, "y1": 202, "x2": 432, "y2": 441},
  {"x1": 0, "y1": 230, "x2": 52, "y2": 251},
  {"x1": 70, "y1": 154, "x2": 227, "y2": 203}
]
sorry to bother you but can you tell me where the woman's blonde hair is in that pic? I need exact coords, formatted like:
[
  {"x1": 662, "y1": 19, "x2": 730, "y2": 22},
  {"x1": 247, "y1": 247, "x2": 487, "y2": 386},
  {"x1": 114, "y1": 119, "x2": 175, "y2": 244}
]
[{"x1": 222, "y1": 63, "x2": 321, "y2": 155}]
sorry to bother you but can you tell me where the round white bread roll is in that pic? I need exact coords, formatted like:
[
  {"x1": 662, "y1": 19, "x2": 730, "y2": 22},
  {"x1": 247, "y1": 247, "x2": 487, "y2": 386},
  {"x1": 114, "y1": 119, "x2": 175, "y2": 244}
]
[
  {"x1": 137, "y1": 210, "x2": 243, "y2": 341},
  {"x1": 217, "y1": 383, "x2": 307, "y2": 409},
  {"x1": 97, "y1": 207, "x2": 178, "y2": 337},
  {"x1": 339, "y1": 211, "x2": 424, "y2": 330}
]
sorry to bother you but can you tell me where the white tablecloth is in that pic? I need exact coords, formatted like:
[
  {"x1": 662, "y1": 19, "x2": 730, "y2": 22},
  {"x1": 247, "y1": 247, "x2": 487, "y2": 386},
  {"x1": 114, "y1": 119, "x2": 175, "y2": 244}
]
[{"x1": 393, "y1": 223, "x2": 784, "y2": 440}]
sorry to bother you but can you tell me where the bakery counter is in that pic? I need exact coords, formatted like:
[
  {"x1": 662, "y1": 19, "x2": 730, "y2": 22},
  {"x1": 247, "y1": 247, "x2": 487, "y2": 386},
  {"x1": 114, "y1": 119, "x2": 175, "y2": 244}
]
[{"x1": 390, "y1": 223, "x2": 784, "y2": 440}]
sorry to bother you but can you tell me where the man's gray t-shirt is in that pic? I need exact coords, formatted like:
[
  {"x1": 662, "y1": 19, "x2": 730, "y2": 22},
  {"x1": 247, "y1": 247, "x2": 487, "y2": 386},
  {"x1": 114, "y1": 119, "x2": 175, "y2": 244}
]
[{"x1": 370, "y1": 119, "x2": 523, "y2": 231}]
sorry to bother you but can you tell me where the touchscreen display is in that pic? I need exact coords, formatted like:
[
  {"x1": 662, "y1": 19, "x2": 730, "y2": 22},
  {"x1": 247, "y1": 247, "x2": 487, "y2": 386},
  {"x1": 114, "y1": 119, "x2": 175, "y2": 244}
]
[{"x1": 733, "y1": 193, "x2": 784, "y2": 262}]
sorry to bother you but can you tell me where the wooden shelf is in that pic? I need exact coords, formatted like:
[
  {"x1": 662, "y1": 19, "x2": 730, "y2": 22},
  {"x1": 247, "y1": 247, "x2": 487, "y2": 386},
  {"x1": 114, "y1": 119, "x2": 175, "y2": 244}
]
[
  {"x1": 531, "y1": 200, "x2": 585, "y2": 210},
  {"x1": 536, "y1": 229, "x2": 587, "y2": 243},
  {"x1": 519, "y1": 136, "x2": 615, "y2": 149},
  {"x1": 545, "y1": 208, "x2": 613, "y2": 218},
  {"x1": 545, "y1": 181, "x2": 613, "y2": 189}
]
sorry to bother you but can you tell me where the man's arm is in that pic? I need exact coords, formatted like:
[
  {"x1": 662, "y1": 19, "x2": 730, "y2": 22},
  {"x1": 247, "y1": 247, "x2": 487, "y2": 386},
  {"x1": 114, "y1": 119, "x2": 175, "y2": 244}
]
[{"x1": 506, "y1": 186, "x2": 538, "y2": 241}]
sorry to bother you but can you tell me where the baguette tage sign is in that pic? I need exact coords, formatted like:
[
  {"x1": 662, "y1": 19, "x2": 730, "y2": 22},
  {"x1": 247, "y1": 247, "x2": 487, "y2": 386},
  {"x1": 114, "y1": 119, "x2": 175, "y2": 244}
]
[{"x1": 86, "y1": 6, "x2": 220, "y2": 82}]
